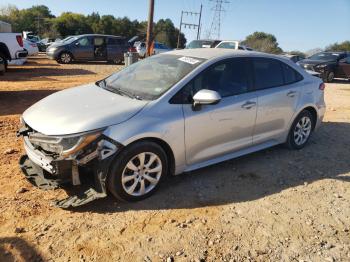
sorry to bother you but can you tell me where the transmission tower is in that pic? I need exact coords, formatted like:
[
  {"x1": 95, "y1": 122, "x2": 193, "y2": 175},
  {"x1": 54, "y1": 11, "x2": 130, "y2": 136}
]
[{"x1": 208, "y1": 0, "x2": 229, "y2": 39}]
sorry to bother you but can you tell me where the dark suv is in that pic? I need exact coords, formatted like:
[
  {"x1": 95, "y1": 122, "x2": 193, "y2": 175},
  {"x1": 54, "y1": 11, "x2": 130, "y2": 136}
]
[
  {"x1": 298, "y1": 51, "x2": 350, "y2": 82},
  {"x1": 46, "y1": 34, "x2": 130, "y2": 64}
]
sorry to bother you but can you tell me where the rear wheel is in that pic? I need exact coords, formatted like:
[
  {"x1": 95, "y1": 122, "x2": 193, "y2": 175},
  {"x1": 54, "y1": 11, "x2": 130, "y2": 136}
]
[
  {"x1": 286, "y1": 110, "x2": 314, "y2": 150},
  {"x1": 58, "y1": 52, "x2": 72, "y2": 64},
  {"x1": 0, "y1": 52, "x2": 8, "y2": 71},
  {"x1": 107, "y1": 141, "x2": 168, "y2": 202}
]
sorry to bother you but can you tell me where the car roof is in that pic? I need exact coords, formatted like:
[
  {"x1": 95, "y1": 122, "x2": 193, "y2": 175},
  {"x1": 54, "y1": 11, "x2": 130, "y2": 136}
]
[
  {"x1": 77, "y1": 34, "x2": 125, "y2": 38},
  {"x1": 166, "y1": 48, "x2": 281, "y2": 60}
]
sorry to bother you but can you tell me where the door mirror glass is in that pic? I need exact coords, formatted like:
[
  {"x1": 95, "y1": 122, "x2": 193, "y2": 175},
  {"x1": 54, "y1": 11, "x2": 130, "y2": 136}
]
[
  {"x1": 193, "y1": 89, "x2": 221, "y2": 106},
  {"x1": 75, "y1": 42, "x2": 80, "y2": 46},
  {"x1": 339, "y1": 58, "x2": 346, "y2": 63}
]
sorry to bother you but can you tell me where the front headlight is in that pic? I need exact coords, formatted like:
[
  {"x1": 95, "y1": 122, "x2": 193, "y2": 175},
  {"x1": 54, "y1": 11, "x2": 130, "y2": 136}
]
[{"x1": 29, "y1": 131, "x2": 102, "y2": 157}]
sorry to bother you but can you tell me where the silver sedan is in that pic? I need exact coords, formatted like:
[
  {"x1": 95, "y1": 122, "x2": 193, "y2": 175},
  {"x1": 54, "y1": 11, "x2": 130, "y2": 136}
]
[{"x1": 18, "y1": 48, "x2": 326, "y2": 207}]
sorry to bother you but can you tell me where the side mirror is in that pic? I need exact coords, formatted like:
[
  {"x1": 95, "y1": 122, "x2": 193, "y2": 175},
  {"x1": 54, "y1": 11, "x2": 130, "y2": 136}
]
[
  {"x1": 193, "y1": 89, "x2": 221, "y2": 109},
  {"x1": 75, "y1": 42, "x2": 80, "y2": 46},
  {"x1": 339, "y1": 58, "x2": 348, "y2": 64}
]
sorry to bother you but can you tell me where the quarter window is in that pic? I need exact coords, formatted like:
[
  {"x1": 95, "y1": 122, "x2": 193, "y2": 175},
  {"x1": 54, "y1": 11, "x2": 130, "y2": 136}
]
[
  {"x1": 281, "y1": 62, "x2": 303, "y2": 84},
  {"x1": 252, "y1": 58, "x2": 284, "y2": 90}
]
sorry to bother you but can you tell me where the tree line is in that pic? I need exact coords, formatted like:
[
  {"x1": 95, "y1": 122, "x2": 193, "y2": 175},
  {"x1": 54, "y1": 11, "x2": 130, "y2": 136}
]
[
  {"x1": 0, "y1": 5, "x2": 187, "y2": 48},
  {"x1": 1, "y1": 4, "x2": 349, "y2": 54}
]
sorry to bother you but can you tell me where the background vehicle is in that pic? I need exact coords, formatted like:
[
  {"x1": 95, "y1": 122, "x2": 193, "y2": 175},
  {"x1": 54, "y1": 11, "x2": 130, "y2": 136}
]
[
  {"x1": 298, "y1": 51, "x2": 350, "y2": 82},
  {"x1": 0, "y1": 57, "x2": 5, "y2": 75},
  {"x1": 19, "y1": 49, "x2": 325, "y2": 207},
  {"x1": 282, "y1": 54, "x2": 305, "y2": 63},
  {"x1": 23, "y1": 39, "x2": 39, "y2": 56},
  {"x1": 0, "y1": 32, "x2": 28, "y2": 70},
  {"x1": 215, "y1": 40, "x2": 253, "y2": 50},
  {"x1": 136, "y1": 41, "x2": 171, "y2": 58},
  {"x1": 46, "y1": 34, "x2": 130, "y2": 64},
  {"x1": 186, "y1": 39, "x2": 222, "y2": 49}
]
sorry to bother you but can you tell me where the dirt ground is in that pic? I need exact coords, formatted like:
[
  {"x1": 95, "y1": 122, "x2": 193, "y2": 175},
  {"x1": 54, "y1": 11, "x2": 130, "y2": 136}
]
[{"x1": 0, "y1": 55, "x2": 349, "y2": 262}]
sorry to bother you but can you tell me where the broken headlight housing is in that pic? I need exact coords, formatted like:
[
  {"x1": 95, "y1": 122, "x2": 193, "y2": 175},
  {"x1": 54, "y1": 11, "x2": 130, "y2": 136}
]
[{"x1": 28, "y1": 131, "x2": 102, "y2": 157}]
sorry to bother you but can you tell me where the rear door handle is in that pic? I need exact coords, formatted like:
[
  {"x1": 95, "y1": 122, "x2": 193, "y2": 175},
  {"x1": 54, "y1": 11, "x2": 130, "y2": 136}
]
[
  {"x1": 241, "y1": 101, "x2": 256, "y2": 109},
  {"x1": 287, "y1": 91, "x2": 297, "y2": 97}
]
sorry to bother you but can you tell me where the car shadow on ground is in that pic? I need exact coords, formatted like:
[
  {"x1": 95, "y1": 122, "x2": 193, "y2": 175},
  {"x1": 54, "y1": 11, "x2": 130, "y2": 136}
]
[
  {"x1": 0, "y1": 237, "x2": 44, "y2": 262},
  {"x1": 71, "y1": 121, "x2": 350, "y2": 213},
  {"x1": 4, "y1": 67, "x2": 96, "y2": 80},
  {"x1": 0, "y1": 90, "x2": 58, "y2": 116},
  {"x1": 332, "y1": 78, "x2": 350, "y2": 84}
]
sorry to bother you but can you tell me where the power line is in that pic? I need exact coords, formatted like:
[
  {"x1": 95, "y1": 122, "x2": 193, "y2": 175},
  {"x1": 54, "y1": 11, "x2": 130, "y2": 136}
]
[
  {"x1": 177, "y1": 4, "x2": 203, "y2": 48},
  {"x1": 207, "y1": 0, "x2": 229, "y2": 40}
]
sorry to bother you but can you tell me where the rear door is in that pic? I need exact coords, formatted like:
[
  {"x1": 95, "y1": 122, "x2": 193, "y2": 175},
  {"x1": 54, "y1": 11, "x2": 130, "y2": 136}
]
[
  {"x1": 107, "y1": 37, "x2": 127, "y2": 62},
  {"x1": 72, "y1": 36, "x2": 94, "y2": 60},
  {"x1": 251, "y1": 57, "x2": 303, "y2": 145}
]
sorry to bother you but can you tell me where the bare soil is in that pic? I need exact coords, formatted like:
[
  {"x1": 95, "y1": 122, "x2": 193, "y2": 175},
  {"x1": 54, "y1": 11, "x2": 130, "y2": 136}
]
[{"x1": 0, "y1": 55, "x2": 349, "y2": 262}]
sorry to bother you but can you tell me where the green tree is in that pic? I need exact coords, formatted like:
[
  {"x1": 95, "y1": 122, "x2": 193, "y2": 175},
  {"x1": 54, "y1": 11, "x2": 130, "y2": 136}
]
[
  {"x1": 242, "y1": 31, "x2": 283, "y2": 54},
  {"x1": 325, "y1": 41, "x2": 350, "y2": 52},
  {"x1": 53, "y1": 12, "x2": 92, "y2": 37}
]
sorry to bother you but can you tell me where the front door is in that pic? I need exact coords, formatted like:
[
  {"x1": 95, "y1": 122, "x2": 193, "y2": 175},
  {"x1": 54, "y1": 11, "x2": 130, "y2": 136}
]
[
  {"x1": 182, "y1": 58, "x2": 257, "y2": 165},
  {"x1": 337, "y1": 56, "x2": 350, "y2": 78},
  {"x1": 72, "y1": 36, "x2": 94, "y2": 60}
]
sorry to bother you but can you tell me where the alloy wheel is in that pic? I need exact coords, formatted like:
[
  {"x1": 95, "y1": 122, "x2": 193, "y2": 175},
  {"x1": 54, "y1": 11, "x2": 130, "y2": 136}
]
[
  {"x1": 293, "y1": 116, "x2": 312, "y2": 146},
  {"x1": 60, "y1": 53, "x2": 71, "y2": 63},
  {"x1": 121, "y1": 152, "x2": 162, "y2": 196}
]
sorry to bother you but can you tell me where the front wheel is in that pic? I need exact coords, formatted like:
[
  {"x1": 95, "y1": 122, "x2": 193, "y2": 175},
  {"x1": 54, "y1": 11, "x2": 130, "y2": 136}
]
[
  {"x1": 286, "y1": 110, "x2": 314, "y2": 150},
  {"x1": 58, "y1": 52, "x2": 72, "y2": 64},
  {"x1": 323, "y1": 71, "x2": 334, "y2": 83},
  {"x1": 107, "y1": 141, "x2": 168, "y2": 202}
]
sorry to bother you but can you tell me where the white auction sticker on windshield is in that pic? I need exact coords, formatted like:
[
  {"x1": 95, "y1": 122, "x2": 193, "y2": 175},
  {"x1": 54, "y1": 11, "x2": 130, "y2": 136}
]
[{"x1": 178, "y1": 56, "x2": 200, "y2": 65}]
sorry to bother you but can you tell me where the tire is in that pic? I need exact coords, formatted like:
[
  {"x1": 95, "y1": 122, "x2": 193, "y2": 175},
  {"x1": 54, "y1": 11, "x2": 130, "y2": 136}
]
[
  {"x1": 58, "y1": 52, "x2": 72, "y2": 64},
  {"x1": 0, "y1": 52, "x2": 8, "y2": 71},
  {"x1": 323, "y1": 71, "x2": 334, "y2": 83},
  {"x1": 107, "y1": 141, "x2": 168, "y2": 202},
  {"x1": 286, "y1": 110, "x2": 314, "y2": 150}
]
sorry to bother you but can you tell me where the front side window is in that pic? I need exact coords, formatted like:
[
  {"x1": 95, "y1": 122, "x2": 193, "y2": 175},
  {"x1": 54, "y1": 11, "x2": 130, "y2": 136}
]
[
  {"x1": 77, "y1": 37, "x2": 90, "y2": 46},
  {"x1": 104, "y1": 54, "x2": 205, "y2": 100},
  {"x1": 171, "y1": 58, "x2": 250, "y2": 103},
  {"x1": 252, "y1": 57, "x2": 284, "y2": 90}
]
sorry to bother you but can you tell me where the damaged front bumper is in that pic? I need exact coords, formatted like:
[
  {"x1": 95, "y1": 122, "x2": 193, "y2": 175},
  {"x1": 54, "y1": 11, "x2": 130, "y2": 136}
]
[{"x1": 18, "y1": 130, "x2": 121, "y2": 208}]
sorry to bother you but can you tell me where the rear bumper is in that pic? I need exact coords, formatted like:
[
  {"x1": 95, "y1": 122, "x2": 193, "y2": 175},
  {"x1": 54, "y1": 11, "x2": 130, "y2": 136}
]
[{"x1": 16, "y1": 50, "x2": 28, "y2": 59}]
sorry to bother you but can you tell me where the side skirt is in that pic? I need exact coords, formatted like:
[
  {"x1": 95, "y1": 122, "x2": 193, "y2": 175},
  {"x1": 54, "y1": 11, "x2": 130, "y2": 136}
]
[{"x1": 183, "y1": 140, "x2": 279, "y2": 173}]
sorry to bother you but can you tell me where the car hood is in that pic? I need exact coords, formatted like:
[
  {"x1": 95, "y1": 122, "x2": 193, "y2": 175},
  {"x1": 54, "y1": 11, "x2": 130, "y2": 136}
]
[
  {"x1": 23, "y1": 83, "x2": 148, "y2": 136},
  {"x1": 298, "y1": 59, "x2": 333, "y2": 66}
]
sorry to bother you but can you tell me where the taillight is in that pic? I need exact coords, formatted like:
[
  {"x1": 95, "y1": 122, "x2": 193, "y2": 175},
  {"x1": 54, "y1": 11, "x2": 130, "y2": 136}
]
[
  {"x1": 16, "y1": 35, "x2": 23, "y2": 47},
  {"x1": 128, "y1": 46, "x2": 137, "y2": 52},
  {"x1": 319, "y1": 83, "x2": 325, "y2": 90}
]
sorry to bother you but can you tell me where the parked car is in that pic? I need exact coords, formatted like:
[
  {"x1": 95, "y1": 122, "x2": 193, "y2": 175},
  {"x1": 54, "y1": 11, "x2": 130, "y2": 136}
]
[
  {"x1": 282, "y1": 54, "x2": 305, "y2": 63},
  {"x1": 0, "y1": 57, "x2": 5, "y2": 75},
  {"x1": 23, "y1": 39, "x2": 39, "y2": 56},
  {"x1": 297, "y1": 51, "x2": 350, "y2": 82},
  {"x1": 215, "y1": 40, "x2": 253, "y2": 50},
  {"x1": 46, "y1": 34, "x2": 130, "y2": 64},
  {"x1": 186, "y1": 39, "x2": 222, "y2": 49},
  {"x1": 18, "y1": 48, "x2": 325, "y2": 208},
  {"x1": 135, "y1": 42, "x2": 171, "y2": 58},
  {"x1": 0, "y1": 32, "x2": 28, "y2": 71}
]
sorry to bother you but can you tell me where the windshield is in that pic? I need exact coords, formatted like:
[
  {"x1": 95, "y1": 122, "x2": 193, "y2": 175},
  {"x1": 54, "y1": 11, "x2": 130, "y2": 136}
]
[
  {"x1": 103, "y1": 54, "x2": 205, "y2": 100},
  {"x1": 216, "y1": 42, "x2": 238, "y2": 49},
  {"x1": 186, "y1": 40, "x2": 216, "y2": 49},
  {"x1": 309, "y1": 52, "x2": 341, "y2": 61}
]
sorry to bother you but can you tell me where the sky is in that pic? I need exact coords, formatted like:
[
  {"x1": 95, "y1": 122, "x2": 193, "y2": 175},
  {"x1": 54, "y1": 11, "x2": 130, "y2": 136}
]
[{"x1": 2, "y1": 0, "x2": 350, "y2": 52}]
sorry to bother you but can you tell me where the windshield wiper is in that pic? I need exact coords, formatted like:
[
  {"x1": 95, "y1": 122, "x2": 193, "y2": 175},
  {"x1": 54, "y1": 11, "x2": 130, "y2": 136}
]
[{"x1": 106, "y1": 85, "x2": 143, "y2": 100}]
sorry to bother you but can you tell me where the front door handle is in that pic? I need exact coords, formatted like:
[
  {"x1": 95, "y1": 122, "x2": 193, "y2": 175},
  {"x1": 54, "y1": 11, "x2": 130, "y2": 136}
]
[
  {"x1": 241, "y1": 101, "x2": 256, "y2": 109},
  {"x1": 287, "y1": 91, "x2": 297, "y2": 97}
]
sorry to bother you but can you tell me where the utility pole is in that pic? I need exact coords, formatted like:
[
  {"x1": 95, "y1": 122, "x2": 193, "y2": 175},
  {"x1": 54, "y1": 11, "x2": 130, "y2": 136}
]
[
  {"x1": 177, "y1": 5, "x2": 203, "y2": 48},
  {"x1": 197, "y1": 4, "x2": 203, "y2": 40},
  {"x1": 146, "y1": 0, "x2": 155, "y2": 57},
  {"x1": 208, "y1": 0, "x2": 229, "y2": 39}
]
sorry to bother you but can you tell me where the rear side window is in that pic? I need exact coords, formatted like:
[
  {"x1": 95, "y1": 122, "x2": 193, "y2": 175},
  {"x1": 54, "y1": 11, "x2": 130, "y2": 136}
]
[
  {"x1": 252, "y1": 58, "x2": 284, "y2": 90},
  {"x1": 281, "y1": 62, "x2": 303, "y2": 84}
]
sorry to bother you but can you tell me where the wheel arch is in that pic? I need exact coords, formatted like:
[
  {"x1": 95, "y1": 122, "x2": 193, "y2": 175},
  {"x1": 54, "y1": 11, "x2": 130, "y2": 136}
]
[
  {"x1": 0, "y1": 43, "x2": 11, "y2": 60},
  {"x1": 118, "y1": 137, "x2": 176, "y2": 176}
]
